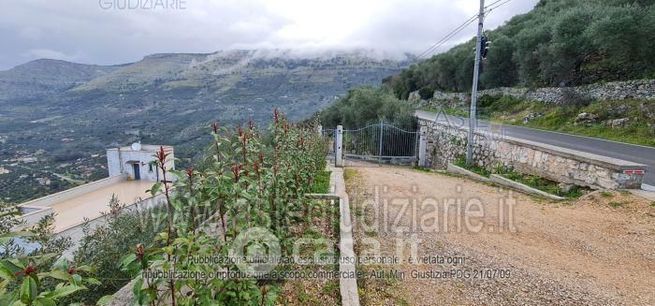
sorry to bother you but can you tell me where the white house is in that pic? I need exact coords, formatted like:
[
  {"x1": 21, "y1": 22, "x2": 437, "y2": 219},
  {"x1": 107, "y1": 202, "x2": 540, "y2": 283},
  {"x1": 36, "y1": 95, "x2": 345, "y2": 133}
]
[
  {"x1": 16, "y1": 143, "x2": 174, "y2": 258},
  {"x1": 107, "y1": 143, "x2": 175, "y2": 181}
]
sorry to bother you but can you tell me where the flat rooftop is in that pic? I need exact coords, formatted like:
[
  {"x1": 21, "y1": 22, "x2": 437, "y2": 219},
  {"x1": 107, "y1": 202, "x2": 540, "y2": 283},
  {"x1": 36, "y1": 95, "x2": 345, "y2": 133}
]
[
  {"x1": 51, "y1": 180, "x2": 153, "y2": 232},
  {"x1": 108, "y1": 144, "x2": 173, "y2": 153}
]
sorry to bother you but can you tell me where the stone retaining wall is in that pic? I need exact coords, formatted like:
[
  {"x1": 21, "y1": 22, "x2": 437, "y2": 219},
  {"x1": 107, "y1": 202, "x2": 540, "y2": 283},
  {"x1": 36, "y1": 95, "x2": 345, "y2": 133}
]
[
  {"x1": 418, "y1": 118, "x2": 646, "y2": 189},
  {"x1": 410, "y1": 79, "x2": 655, "y2": 105}
]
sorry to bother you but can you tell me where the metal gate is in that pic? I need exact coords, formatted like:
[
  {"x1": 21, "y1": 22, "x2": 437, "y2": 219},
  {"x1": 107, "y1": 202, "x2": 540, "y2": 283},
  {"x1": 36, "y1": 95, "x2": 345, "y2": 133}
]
[
  {"x1": 322, "y1": 128, "x2": 336, "y2": 159},
  {"x1": 342, "y1": 121, "x2": 418, "y2": 163}
]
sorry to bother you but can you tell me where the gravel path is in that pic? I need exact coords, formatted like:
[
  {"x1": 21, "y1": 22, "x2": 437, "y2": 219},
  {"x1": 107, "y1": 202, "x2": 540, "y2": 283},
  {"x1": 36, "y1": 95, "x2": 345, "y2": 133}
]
[{"x1": 346, "y1": 163, "x2": 655, "y2": 306}]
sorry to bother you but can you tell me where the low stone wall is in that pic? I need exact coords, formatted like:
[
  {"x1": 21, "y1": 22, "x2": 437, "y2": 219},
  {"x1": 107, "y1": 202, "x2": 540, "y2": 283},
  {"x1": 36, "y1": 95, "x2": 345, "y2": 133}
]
[
  {"x1": 418, "y1": 118, "x2": 646, "y2": 189},
  {"x1": 410, "y1": 79, "x2": 655, "y2": 105}
]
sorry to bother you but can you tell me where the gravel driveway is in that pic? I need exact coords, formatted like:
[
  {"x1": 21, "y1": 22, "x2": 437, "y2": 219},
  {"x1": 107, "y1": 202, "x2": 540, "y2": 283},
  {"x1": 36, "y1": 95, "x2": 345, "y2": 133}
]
[{"x1": 345, "y1": 163, "x2": 655, "y2": 306}]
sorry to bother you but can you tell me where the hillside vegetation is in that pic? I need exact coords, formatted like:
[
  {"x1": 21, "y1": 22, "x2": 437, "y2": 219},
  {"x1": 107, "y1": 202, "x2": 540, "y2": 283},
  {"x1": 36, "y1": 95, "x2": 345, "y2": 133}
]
[
  {"x1": 385, "y1": 0, "x2": 655, "y2": 99},
  {"x1": 318, "y1": 87, "x2": 416, "y2": 129},
  {"x1": 473, "y1": 96, "x2": 655, "y2": 147}
]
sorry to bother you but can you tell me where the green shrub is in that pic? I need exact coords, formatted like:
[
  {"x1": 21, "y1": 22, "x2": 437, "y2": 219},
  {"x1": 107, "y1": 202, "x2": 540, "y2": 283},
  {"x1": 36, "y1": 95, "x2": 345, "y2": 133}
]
[
  {"x1": 116, "y1": 111, "x2": 328, "y2": 304},
  {"x1": 453, "y1": 156, "x2": 491, "y2": 177},
  {"x1": 318, "y1": 86, "x2": 417, "y2": 130},
  {"x1": 72, "y1": 195, "x2": 163, "y2": 304},
  {"x1": 310, "y1": 170, "x2": 331, "y2": 194},
  {"x1": 418, "y1": 86, "x2": 435, "y2": 100}
]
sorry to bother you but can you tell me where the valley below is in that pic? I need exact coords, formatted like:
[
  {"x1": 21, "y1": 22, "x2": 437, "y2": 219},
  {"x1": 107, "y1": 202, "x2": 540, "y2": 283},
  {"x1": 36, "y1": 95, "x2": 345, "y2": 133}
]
[{"x1": 0, "y1": 50, "x2": 410, "y2": 203}]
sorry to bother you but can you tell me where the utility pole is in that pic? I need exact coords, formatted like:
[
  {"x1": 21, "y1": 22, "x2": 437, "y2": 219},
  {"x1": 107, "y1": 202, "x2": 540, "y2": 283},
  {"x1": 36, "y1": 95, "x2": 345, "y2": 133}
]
[{"x1": 466, "y1": 0, "x2": 485, "y2": 165}]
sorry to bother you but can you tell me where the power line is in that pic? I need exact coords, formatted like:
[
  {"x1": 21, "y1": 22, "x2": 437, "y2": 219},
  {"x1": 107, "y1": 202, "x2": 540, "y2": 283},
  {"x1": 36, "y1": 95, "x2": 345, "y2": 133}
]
[
  {"x1": 415, "y1": 0, "x2": 513, "y2": 62},
  {"x1": 416, "y1": 14, "x2": 478, "y2": 60},
  {"x1": 484, "y1": 0, "x2": 505, "y2": 9},
  {"x1": 486, "y1": 0, "x2": 513, "y2": 16},
  {"x1": 416, "y1": 14, "x2": 477, "y2": 59}
]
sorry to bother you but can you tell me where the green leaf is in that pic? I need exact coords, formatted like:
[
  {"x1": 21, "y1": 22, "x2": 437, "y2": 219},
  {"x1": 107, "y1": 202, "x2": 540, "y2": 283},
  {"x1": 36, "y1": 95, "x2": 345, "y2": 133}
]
[
  {"x1": 71, "y1": 274, "x2": 82, "y2": 285},
  {"x1": 0, "y1": 265, "x2": 15, "y2": 282},
  {"x1": 132, "y1": 277, "x2": 144, "y2": 298},
  {"x1": 147, "y1": 182, "x2": 162, "y2": 196},
  {"x1": 85, "y1": 277, "x2": 101, "y2": 286},
  {"x1": 4, "y1": 259, "x2": 25, "y2": 271},
  {"x1": 33, "y1": 297, "x2": 56, "y2": 306},
  {"x1": 96, "y1": 295, "x2": 113, "y2": 306},
  {"x1": 19, "y1": 277, "x2": 37, "y2": 304},
  {"x1": 38, "y1": 270, "x2": 70, "y2": 282},
  {"x1": 1, "y1": 285, "x2": 19, "y2": 305},
  {"x1": 45, "y1": 285, "x2": 84, "y2": 299},
  {"x1": 119, "y1": 254, "x2": 137, "y2": 270},
  {"x1": 50, "y1": 259, "x2": 68, "y2": 271},
  {"x1": 74, "y1": 265, "x2": 93, "y2": 273}
]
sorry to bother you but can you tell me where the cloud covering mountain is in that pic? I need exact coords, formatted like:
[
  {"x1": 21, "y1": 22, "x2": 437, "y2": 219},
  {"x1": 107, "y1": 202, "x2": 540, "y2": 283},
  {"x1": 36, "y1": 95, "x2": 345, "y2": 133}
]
[{"x1": 0, "y1": 0, "x2": 537, "y2": 69}]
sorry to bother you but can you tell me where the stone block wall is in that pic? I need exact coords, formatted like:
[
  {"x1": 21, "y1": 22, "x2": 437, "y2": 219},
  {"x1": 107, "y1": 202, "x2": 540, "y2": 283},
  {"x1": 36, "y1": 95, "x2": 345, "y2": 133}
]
[
  {"x1": 410, "y1": 79, "x2": 655, "y2": 106},
  {"x1": 418, "y1": 118, "x2": 646, "y2": 189}
]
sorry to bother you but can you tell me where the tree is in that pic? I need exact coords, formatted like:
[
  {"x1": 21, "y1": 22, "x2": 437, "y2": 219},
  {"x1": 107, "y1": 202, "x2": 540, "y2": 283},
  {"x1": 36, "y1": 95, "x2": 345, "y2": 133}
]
[
  {"x1": 319, "y1": 87, "x2": 416, "y2": 129},
  {"x1": 0, "y1": 201, "x2": 22, "y2": 235},
  {"x1": 542, "y1": 8, "x2": 594, "y2": 85},
  {"x1": 481, "y1": 35, "x2": 518, "y2": 88}
]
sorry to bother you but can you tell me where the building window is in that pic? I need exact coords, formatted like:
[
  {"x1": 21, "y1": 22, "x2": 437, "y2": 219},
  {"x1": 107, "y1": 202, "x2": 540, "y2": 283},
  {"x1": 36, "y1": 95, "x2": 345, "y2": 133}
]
[{"x1": 149, "y1": 163, "x2": 153, "y2": 172}]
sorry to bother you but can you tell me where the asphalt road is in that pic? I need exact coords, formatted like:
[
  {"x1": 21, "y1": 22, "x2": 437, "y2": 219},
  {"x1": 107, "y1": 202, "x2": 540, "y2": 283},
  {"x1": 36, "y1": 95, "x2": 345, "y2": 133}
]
[{"x1": 416, "y1": 110, "x2": 655, "y2": 187}]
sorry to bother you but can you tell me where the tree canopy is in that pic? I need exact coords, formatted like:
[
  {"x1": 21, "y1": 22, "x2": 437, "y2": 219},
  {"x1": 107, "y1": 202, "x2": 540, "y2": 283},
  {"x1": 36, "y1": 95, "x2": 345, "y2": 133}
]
[
  {"x1": 385, "y1": 0, "x2": 655, "y2": 99},
  {"x1": 319, "y1": 87, "x2": 417, "y2": 129}
]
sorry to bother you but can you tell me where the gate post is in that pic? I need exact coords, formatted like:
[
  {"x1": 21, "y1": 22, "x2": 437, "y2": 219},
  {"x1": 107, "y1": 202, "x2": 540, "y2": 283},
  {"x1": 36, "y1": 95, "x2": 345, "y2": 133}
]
[
  {"x1": 378, "y1": 120, "x2": 384, "y2": 164},
  {"x1": 418, "y1": 125, "x2": 427, "y2": 167},
  {"x1": 335, "y1": 125, "x2": 344, "y2": 167}
]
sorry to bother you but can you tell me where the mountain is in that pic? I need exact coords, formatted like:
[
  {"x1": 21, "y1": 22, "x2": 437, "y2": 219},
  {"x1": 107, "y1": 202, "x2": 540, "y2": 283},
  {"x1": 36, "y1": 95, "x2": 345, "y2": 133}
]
[
  {"x1": 0, "y1": 49, "x2": 410, "y2": 203},
  {"x1": 385, "y1": 0, "x2": 655, "y2": 99},
  {"x1": 0, "y1": 59, "x2": 119, "y2": 100}
]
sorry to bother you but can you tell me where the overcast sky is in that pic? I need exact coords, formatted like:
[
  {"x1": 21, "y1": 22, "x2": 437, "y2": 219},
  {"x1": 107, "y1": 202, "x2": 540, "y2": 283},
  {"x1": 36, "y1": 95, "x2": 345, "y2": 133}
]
[{"x1": 0, "y1": 0, "x2": 538, "y2": 70}]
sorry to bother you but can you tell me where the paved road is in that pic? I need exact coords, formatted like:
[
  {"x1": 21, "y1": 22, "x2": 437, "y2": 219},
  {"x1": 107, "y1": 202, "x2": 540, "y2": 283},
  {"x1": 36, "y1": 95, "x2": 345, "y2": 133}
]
[{"x1": 416, "y1": 110, "x2": 655, "y2": 187}]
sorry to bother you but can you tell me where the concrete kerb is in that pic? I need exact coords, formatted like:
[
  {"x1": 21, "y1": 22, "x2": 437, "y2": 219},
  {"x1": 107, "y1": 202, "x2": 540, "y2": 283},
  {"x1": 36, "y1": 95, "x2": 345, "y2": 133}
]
[
  {"x1": 445, "y1": 163, "x2": 565, "y2": 200},
  {"x1": 329, "y1": 165, "x2": 361, "y2": 306},
  {"x1": 630, "y1": 188, "x2": 655, "y2": 201},
  {"x1": 446, "y1": 163, "x2": 491, "y2": 183},
  {"x1": 490, "y1": 174, "x2": 566, "y2": 201}
]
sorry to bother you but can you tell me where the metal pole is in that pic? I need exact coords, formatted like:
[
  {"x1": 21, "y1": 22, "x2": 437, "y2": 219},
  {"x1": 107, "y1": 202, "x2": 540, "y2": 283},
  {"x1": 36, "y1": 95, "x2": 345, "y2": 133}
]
[
  {"x1": 336, "y1": 125, "x2": 344, "y2": 167},
  {"x1": 378, "y1": 119, "x2": 384, "y2": 165},
  {"x1": 418, "y1": 126, "x2": 427, "y2": 167},
  {"x1": 466, "y1": 0, "x2": 485, "y2": 166}
]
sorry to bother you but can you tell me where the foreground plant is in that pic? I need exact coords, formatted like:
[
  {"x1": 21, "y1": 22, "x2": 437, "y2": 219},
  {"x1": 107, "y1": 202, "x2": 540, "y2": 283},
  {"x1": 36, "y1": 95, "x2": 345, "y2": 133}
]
[
  {"x1": 0, "y1": 243, "x2": 101, "y2": 305},
  {"x1": 115, "y1": 110, "x2": 327, "y2": 305},
  {"x1": 0, "y1": 201, "x2": 105, "y2": 305}
]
